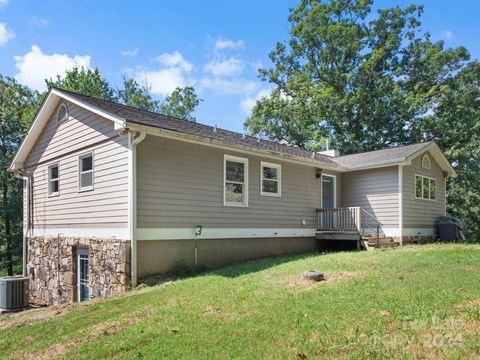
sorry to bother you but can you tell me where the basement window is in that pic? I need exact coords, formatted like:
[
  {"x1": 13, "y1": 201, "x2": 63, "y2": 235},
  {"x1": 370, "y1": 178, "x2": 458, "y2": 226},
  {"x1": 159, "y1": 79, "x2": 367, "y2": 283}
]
[
  {"x1": 260, "y1": 162, "x2": 281, "y2": 197},
  {"x1": 415, "y1": 174, "x2": 436, "y2": 200},
  {"x1": 79, "y1": 153, "x2": 94, "y2": 191},
  {"x1": 224, "y1": 155, "x2": 248, "y2": 207},
  {"x1": 48, "y1": 163, "x2": 59, "y2": 196}
]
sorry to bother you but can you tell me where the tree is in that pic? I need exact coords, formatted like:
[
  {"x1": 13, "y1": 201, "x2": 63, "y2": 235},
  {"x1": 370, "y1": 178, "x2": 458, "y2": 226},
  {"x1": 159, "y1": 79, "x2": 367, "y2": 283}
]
[
  {"x1": 245, "y1": 0, "x2": 469, "y2": 153},
  {"x1": 45, "y1": 67, "x2": 116, "y2": 101},
  {"x1": 159, "y1": 86, "x2": 202, "y2": 122},
  {"x1": 423, "y1": 61, "x2": 480, "y2": 240},
  {"x1": 48, "y1": 68, "x2": 201, "y2": 121},
  {"x1": 0, "y1": 75, "x2": 36, "y2": 275},
  {"x1": 117, "y1": 76, "x2": 161, "y2": 112}
]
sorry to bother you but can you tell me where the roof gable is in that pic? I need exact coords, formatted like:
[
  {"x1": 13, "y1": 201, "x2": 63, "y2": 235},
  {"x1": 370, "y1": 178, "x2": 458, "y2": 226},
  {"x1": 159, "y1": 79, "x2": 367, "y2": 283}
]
[{"x1": 9, "y1": 88, "x2": 125, "y2": 171}]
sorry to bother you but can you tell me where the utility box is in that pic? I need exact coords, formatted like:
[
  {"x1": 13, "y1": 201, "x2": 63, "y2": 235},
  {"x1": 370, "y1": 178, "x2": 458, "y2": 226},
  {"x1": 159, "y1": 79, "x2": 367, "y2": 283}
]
[{"x1": 0, "y1": 276, "x2": 29, "y2": 310}]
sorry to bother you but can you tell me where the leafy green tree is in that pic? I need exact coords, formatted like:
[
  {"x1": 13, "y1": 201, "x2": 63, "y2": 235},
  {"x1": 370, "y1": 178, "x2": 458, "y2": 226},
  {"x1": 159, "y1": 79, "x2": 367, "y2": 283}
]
[
  {"x1": 0, "y1": 75, "x2": 36, "y2": 275},
  {"x1": 117, "y1": 76, "x2": 161, "y2": 112},
  {"x1": 159, "y1": 86, "x2": 202, "y2": 122},
  {"x1": 245, "y1": 0, "x2": 469, "y2": 153},
  {"x1": 45, "y1": 67, "x2": 116, "y2": 101},
  {"x1": 423, "y1": 61, "x2": 480, "y2": 240}
]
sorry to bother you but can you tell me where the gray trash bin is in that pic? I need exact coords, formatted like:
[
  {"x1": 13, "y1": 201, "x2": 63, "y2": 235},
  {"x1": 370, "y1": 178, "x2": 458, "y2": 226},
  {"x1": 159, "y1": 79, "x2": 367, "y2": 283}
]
[{"x1": 438, "y1": 216, "x2": 466, "y2": 242}]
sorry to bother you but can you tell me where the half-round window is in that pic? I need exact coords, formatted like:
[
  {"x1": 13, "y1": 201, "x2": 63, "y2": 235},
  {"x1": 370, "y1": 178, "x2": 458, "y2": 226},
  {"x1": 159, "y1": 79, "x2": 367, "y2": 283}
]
[
  {"x1": 56, "y1": 103, "x2": 68, "y2": 124},
  {"x1": 421, "y1": 154, "x2": 431, "y2": 169}
]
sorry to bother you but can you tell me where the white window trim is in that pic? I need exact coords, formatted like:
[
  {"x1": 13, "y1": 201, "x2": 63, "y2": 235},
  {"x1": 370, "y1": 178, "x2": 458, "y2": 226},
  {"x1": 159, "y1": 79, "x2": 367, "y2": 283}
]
[
  {"x1": 320, "y1": 173, "x2": 337, "y2": 208},
  {"x1": 78, "y1": 152, "x2": 94, "y2": 192},
  {"x1": 421, "y1": 154, "x2": 431, "y2": 169},
  {"x1": 415, "y1": 173, "x2": 436, "y2": 201},
  {"x1": 260, "y1": 161, "x2": 281, "y2": 197},
  {"x1": 56, "y1": 103, "x2": 69, "y2": 125},
  {"x1": 47, "y1": 162, "x2": 60, "y2": 197},
  {"x1": 224, "y1": 154, "x2": 248, "y2": 207}
]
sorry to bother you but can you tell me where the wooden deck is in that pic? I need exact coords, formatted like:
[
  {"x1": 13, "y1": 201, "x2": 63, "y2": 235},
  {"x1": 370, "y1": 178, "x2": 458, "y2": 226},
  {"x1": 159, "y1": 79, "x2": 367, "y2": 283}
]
[{"x1": 315, "y1": 207, "x2": 398, "y2": 250}]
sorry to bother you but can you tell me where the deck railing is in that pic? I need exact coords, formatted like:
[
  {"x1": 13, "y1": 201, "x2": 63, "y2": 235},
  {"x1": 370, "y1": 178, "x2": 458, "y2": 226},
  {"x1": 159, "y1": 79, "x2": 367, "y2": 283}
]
[
  {"x1": 315, "y1": 207, "x2": 383, "y2": 244},
  {"x1": 316, "y1": 207, "x2": 361, "y2": 233}
]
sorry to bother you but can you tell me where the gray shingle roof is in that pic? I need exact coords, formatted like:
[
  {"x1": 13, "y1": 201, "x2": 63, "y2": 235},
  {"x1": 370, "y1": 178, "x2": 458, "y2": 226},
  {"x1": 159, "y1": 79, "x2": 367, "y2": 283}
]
[
  {"x1": 55, "y1": 88, "x2": 337, "y2": 165},
  {"x1": 332, "y1": 142, "x2": 433, "y2": 168},
  {"x1": 54, "y1": 88, "x2": 435, "y2": 170}
]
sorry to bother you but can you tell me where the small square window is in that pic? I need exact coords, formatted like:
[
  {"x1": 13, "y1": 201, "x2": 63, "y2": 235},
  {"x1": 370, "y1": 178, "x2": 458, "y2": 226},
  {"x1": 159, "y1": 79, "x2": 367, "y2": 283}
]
[
  {"x1": 79, "y1": 153, "x2": 94, "y2": 191},
  {"x1": 260, "y1": 162, "x2": 281, "y2": 197}
]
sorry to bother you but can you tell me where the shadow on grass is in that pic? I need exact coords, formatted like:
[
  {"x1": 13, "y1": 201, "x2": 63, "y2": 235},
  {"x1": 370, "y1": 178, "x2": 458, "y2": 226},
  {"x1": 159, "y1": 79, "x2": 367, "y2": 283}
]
[{"x1": 139, "y1": 241, "x2": 361, "y2": 286}]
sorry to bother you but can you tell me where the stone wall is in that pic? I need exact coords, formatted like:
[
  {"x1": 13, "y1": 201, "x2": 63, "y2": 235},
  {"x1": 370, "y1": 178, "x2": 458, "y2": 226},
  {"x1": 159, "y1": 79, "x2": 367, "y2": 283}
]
[{"x1": 27, "y1": 236, "x2": 130, "y2": 305}]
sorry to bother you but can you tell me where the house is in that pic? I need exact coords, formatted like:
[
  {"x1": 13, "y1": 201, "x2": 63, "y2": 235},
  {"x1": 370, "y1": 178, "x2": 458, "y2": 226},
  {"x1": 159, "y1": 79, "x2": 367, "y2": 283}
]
[{"x1": 9, "y1": 88, "x2": 456, "y2": 305}]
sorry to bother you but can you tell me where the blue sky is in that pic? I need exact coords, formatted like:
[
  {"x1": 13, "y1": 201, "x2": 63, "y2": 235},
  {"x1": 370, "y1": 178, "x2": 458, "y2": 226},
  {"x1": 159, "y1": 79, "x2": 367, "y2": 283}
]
[{"x1": 0, "y1": 0, "x2": 478, "y2": 132}]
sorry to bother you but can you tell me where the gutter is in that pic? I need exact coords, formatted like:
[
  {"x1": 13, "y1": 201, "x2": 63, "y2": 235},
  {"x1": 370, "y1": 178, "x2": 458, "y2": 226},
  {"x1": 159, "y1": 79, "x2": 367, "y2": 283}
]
[{"x1": 126, "y1": 122, "x2": 346, "y2": 172}]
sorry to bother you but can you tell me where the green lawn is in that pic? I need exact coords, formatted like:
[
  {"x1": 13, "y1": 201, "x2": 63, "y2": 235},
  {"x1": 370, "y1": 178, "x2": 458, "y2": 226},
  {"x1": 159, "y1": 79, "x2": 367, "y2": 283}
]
[{"x1": 1, "y1": 244, "x2": 480, "y2": 359}]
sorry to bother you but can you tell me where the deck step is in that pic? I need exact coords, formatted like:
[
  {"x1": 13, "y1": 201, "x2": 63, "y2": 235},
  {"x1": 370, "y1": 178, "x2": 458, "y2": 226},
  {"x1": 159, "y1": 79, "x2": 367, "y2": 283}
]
[{"x1": 364, "y1": 236, "x2": 400, "y2": 248}]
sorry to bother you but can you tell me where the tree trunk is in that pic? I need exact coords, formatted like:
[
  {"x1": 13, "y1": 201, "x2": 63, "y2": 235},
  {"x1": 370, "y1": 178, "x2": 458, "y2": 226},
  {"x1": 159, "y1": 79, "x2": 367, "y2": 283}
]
[{"x1": 3, "y1": 171, "x2": 13, "y2": 276}]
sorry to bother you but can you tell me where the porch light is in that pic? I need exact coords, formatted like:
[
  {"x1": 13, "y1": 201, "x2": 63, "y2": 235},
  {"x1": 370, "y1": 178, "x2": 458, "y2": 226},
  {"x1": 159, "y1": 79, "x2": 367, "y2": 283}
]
[
  {"x1": 315, "y1": 168, "x2": 323, "y2": 179},
  {"x1": 195, "y1": 225, "x2": 203, "y2": 236}
]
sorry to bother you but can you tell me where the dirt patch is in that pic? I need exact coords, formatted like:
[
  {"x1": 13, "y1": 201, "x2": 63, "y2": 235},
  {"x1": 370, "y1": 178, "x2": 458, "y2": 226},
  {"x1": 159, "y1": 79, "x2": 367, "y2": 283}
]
[
  {"x1": 0, "y1": 304, "x2": 73, "y2": 331},
  {"x1": 0, "y1": 279, "x2": 174, "y2": 333},
  {"x1": 282, "y1": 271, "x2": 360, "y2": 291},
  {"x1": 13, "y1": 315, "x2": 141, "y2": 359}
]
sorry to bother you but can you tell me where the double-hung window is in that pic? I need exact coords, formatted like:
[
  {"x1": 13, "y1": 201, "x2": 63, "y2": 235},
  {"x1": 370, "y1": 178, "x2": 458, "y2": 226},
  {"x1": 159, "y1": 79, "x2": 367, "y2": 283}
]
[
  {"x1": 48, "y1": 163, "x2": 59, "y2": 196},
  {"x1": 415, "y1": 174, "x2": 436, "y2": 200},
  {"x1": 224, "y1": 155, "x2": 248, "y2": 207},
  {"x1": 260, "y1": 162, "x2": 281, "y2": 197},
  {"x1": 79, "y1": 153, "x2": 94, "y2": 191}
]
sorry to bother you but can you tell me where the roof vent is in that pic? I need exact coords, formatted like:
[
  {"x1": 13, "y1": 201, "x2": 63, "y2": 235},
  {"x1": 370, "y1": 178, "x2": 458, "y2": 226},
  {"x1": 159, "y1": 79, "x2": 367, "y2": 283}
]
[
  {"x1": 56, "y1": 103, "x2": 68, "y2": 124},
  {"x1": 422, "y1": 154, "x2": 431, "y2": 169}
]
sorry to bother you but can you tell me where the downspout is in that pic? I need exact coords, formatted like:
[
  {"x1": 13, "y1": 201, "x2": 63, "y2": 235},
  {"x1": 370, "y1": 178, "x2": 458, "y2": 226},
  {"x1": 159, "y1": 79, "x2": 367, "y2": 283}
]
[
  {"x1": 398, "y1": 165, "x2": 403, "y2": 246},
  {"x1": 14, "y1": 173, "x2": 32, "y2": 276},
  {"x1": 128, "y1": 130, "x2": 146, "y2": 287}
]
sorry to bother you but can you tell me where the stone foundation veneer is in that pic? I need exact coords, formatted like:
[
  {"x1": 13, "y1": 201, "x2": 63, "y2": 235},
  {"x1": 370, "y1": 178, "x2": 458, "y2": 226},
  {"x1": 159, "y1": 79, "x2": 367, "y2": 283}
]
[{"x1": 27, "y1": 236, "x2": 130, "y2": 305}]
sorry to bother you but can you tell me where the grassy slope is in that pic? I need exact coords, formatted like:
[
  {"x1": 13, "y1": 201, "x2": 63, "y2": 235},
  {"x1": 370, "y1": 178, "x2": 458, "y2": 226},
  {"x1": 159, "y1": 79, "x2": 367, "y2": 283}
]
[{"x1": 1, "y1": 244, "x2": 480, "y2": 359}]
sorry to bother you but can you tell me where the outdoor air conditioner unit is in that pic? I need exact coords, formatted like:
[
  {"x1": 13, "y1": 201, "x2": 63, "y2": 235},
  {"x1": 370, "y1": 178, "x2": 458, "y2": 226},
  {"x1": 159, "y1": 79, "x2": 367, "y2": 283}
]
[{"x1": 0, "y1": 276, "x2": 29, "y2": 311}]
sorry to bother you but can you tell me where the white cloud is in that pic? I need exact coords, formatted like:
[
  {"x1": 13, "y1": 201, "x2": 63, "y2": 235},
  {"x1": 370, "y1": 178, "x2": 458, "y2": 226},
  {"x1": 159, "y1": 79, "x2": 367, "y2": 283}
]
[
  {"x1": 241, "y1": 88, "x2": 271, "y2": 115},
  {"x1": 133, "y1": 68, "x2": 191, "y2": 97},
  {"x1": 120, "y1": 48, "x2": 139, "y2": 57},
  {"x1": 0, "y1": 0, "x2": 8, "y2": 7},
  {"x1": 28, "y1": 17, "x2": 49, "y2": 28},
  {"x1": 155, "y1": 50, "x2": 193, "y2": 72},
  {"x1": 442, "y1": 30, "x2": 454, "y2": 40},
  {"x1": 199, "y1": 78, "x2": 259, "y2": 95},
  {"x1": 0, "y1": 22, "x2": 14, "y2": 45},
  {"x1": 130, "y1": 51, "x2": 194, "y2": 97},
  {"x1": 214, "y1": 38, "x2": 245, "y2": 51},
  {"x1": 14, "y1": 45, "x2": 91, "y2": 91},
  {"x1": 203, "y1": 58, "x2": 244, "y2": 77}
]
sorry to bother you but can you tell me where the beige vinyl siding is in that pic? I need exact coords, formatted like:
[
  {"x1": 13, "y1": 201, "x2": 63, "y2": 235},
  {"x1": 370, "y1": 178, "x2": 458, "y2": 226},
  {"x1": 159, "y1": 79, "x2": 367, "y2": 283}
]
[
  {"x1": 403, "y1": 151, "x2": 446, "y2": 229},
  {"x1": 25, "y1": 101, "x2": 129, "y2": 230},
  {"x1": 137, "y1": 135, "x2": 337, "y2": 229},
  {"x1": 341, "y1": 166, "x2": 399, "y2": 229}
]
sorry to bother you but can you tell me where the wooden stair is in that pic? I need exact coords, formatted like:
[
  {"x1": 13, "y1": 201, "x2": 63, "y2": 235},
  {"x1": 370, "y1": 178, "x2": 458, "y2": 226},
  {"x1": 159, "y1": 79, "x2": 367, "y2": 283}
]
[{"x1": 361, "y1": 235, "x2": 400, "y2": 250}]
